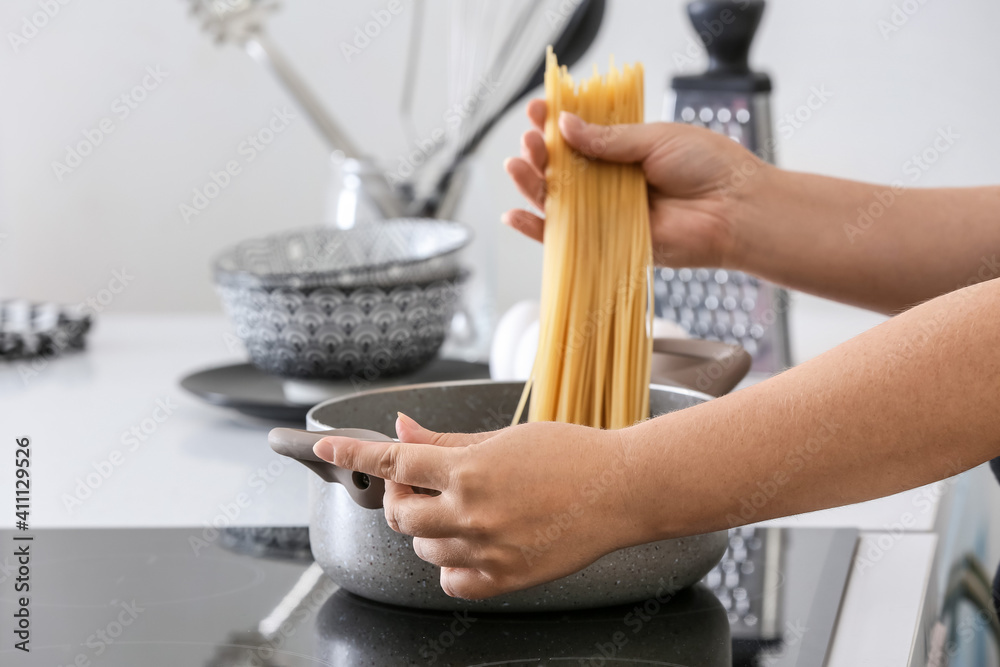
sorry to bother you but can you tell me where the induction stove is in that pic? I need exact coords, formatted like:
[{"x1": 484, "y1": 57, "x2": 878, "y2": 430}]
[{"x1": 0, "y1": 526, "x2": 856, "y2": 666}]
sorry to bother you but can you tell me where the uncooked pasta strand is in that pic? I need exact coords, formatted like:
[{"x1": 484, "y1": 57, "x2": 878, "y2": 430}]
[{"x1": 514, "y1": 47, "x2": 653, "y2": 430}]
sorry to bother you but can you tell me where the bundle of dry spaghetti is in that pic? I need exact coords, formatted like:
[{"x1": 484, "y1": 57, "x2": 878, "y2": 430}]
[{"x1": 516, "y1": 48, "x2": 653, "y2": 430}]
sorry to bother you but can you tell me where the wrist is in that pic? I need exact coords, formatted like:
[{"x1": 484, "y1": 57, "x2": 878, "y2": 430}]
[
  {"x1": 610, "y1": 422, "x2": 677, "y2": 548},
  {"x1": 720, "y1": 160, "x2": 786, "y2": 271}
]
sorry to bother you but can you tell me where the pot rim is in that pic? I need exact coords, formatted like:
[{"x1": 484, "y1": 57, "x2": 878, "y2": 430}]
[{"x1": 306, "y1": 378, "x2": 715, "y2": 429}]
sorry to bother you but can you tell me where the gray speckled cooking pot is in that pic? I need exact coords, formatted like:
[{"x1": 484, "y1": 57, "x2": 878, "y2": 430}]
[{"x1": 302, "y1": 379, "x2": 729, "y2": 612}]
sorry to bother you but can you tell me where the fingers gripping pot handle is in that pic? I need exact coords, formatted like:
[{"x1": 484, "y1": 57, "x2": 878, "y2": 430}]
[{"x1": 268, "y1": 427, "x2": 392, "y2": 510}]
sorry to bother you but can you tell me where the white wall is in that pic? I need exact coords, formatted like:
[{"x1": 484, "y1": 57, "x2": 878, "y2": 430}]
[{"x1": 2, "y1": 0, "x2": 998, "y2": 320}]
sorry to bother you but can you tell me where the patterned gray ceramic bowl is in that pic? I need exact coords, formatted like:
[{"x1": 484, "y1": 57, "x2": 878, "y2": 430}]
[
  {"x1": 214, "y1": 219, "x2": 472, "y2": 290},
  {"x1": 214, "y1": 220, "x2": 472, "y2": 380},
  {"x1": 216, "y1": 273, "x2": 467, "y2": 380}
]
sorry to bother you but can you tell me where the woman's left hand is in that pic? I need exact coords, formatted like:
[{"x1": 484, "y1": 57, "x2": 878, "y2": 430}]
[{"x1": 313, "y1": 413, "x2": 643, "y2": 600}]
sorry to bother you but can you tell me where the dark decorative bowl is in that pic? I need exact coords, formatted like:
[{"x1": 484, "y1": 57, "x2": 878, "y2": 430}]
[
  {"x1": 213, "y1": 220, "x2": 472, "y2": 380},
  {"x1": 0, "y1": 300, "x2": 92, "y2": 360}
]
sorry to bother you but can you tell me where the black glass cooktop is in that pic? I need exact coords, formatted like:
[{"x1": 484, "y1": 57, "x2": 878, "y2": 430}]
[{"x1": 0, "y1": 526, "x2": 856, "y2": 666}]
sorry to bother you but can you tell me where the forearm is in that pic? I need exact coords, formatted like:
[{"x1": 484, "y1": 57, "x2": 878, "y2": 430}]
[
  {"x1": 624, "y1": 278, "x2": 1000, "y2": 541},
  {"x1": 731, "y1": 167, "x2": 1000, "y2": 314}
]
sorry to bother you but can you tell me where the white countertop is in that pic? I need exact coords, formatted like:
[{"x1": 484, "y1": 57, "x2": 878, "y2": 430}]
[
  {"x1": 0, "y1": 310, "x2": 965, "y2": 665},
  {"x1": 828, "y1": 533, "x2": 939, "y2": 667},
  {"x1": 0, "y1": 314, "x2": 310, "y2": 529}
]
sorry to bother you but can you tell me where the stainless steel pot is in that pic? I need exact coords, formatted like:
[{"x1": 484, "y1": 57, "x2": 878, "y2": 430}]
[{"x1": 271, "y1": 340, "x2": 751, "y2": 611}]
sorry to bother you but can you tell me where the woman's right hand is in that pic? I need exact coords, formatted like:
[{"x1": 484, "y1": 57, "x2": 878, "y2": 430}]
[{"x1": 503, "y1": 99, "x2": 771, "y2": 269}]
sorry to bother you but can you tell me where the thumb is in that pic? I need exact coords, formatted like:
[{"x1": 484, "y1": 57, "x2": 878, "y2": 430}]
[
  {"x1": 395, "y1": 412, "x2": 497, "y2": 448},
  {"x1": 558, "y1": 111, "x2": 665, "y2": 163}
]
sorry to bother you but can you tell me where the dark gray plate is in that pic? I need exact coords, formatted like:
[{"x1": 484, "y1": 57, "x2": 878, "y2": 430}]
[{"x1": 180, "y1": 358, "x2": 490, "y2": 422}]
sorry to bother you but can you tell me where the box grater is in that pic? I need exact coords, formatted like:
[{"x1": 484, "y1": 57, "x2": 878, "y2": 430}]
[{"x1": 658, "y1": 0, "x2": 791, "y2": 373}]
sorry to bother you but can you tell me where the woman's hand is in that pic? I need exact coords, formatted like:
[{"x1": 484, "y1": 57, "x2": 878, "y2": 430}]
[
  {"x1": 313, "y1": 413, "x2": 644, "y2": 600},
  {"x1": 504, "y1": 99, "x2": 770, "y2": 268}
]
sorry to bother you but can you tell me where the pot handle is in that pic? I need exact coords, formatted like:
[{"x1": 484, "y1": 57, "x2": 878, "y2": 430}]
[
  {"x1": 650, "y1": 338, "x2": 752, "y2": 398},
  {"x1": 268, "y1": 427, "x2": 390, "y2": 510}
]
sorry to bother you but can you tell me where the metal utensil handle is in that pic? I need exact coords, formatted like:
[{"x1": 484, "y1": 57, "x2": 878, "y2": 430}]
[
  {"x1": 415, "y1": 0, "x2": 606, "y2": 217},
  {"x1": 651, "y1": 338, "x2": 751, "y2": 397},
  {"x1": 268, "y1": 427, "x2": 389, "y2": 509},
  {"x1": 246, "y1": 33, "x2": 362, "y2": 159}
]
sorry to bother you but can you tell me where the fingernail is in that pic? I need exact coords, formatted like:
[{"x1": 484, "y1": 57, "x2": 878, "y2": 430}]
[
  {"x1": 559, "y1": 111, "x2": 584, "y2": 133},
  {"x1": 396, "y1": 412, "x2": 419, "y2": 433},
  {"x1": 502, "y1": 157, "x2": 514, "y2": 171},
  {"x1": 501, "y1": 211, "x2": 513, "y2": 226},
  {"x1": 313, "y1": 438, "x2": 334, "y2": 462}
]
